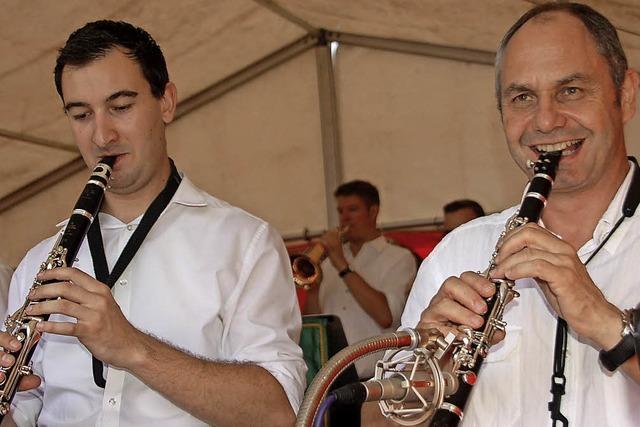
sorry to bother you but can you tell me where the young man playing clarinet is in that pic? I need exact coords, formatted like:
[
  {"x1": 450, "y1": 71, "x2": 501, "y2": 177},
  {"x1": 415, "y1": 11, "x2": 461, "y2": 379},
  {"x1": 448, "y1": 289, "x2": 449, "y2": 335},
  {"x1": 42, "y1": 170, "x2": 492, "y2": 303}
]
[{"x1": 0, "y1": 20, "x2": 305, "y2": 427}]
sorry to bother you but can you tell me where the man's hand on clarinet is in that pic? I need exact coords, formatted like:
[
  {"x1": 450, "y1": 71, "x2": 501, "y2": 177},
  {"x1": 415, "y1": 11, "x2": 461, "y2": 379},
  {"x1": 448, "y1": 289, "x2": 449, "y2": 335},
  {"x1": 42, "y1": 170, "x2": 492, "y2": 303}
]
[
  {"x1": 490, "y1": 222, "x2": 622, "y2": 350},
  {"x1": 0, "y1": 332, "x2": 41, "y2": 391},
  {"x1": 417, "y1": 272, "x2": 505, "y2": 345},
  {"x1": 25, "y1": 267, "x2": 147, "y2": 371}
]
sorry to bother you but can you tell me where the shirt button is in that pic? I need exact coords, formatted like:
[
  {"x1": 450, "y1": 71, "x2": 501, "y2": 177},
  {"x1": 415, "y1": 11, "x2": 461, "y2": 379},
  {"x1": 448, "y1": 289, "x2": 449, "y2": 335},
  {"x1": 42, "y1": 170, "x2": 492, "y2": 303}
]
[
  {"x1": 108, "y1": 397, "x2": 117, "y2": 406},
  {"x1": 119, "y1": 279, "x2": 128, "y2": 286},
  {"x1": 126, "y1": 225, "x2": 134, "y2": 231}
]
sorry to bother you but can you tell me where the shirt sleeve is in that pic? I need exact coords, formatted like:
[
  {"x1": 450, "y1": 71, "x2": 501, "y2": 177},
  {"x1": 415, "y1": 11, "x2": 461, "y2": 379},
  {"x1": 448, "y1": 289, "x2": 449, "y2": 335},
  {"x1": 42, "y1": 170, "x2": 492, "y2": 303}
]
[
  {"x1": 219, "y1": 222, "x2": 307, "y2": 413},
  {"x1": 377, "y1": 250, "x2": 417, "y2": 327},
  {"x1": 401, "y1": 240, "x2": 450, "y2": 330}
]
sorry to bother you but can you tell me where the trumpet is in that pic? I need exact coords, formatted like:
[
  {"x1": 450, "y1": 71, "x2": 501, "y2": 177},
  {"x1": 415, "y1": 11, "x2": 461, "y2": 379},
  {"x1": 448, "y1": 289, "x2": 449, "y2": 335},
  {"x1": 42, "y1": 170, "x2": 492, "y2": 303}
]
[{"x1": 291, "y1": 226, "x2": 348, "y2": 290}]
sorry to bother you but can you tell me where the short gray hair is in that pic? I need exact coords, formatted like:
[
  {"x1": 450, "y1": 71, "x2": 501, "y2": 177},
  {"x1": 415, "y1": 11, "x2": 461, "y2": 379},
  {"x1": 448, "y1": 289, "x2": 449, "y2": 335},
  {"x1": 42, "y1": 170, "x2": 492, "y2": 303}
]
[{"x1": 495, "y1": 2, "x2": 628, "y2": 112}]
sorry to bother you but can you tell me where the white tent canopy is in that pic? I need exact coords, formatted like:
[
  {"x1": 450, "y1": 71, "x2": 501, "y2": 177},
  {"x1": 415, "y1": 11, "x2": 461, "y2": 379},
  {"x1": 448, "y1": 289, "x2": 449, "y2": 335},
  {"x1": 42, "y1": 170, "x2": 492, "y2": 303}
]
[{"x1": 2, "y1": 0, "x2": 640, "y2": 266}]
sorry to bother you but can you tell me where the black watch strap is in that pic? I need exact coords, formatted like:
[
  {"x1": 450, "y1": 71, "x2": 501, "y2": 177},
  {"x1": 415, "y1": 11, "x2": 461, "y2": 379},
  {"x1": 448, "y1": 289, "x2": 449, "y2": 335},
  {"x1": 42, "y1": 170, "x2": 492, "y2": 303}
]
[
  {"x1": 338, "y1": 266, "x2": 353, "y2": 278},
  {"x1": 599, "y1": 333, "x2": 636, "y2": 372}
]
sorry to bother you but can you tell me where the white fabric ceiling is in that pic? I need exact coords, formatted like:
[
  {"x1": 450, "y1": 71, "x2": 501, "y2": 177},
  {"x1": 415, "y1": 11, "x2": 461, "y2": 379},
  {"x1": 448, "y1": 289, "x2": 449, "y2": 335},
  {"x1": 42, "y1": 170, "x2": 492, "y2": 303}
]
[{"x1": 2, "y1": 0, "x2": 640, "y2": 266}]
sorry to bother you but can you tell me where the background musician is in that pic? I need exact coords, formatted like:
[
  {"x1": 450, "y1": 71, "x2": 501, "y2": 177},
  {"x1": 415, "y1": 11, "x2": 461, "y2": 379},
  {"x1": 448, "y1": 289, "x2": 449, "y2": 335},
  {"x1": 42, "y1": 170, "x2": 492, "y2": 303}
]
[
  {"x1": 302, "y1": 180, "x2": 416, "y2": 380},
  {"x1": 0, "y1": 20, "x2": 305, "y2": 426},
  {"x1": 401, "y1": 3, "x2": 640, "y2": 426},
  {"x1": 442, "y1": 199, "x2": 485, "y2": 234}
]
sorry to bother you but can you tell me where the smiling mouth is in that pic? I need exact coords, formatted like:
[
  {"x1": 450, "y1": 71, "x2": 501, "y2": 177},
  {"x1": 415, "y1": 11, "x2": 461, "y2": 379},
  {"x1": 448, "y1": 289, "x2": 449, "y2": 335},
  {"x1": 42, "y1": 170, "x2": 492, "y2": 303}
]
[{"x1": 532, "y1": 139, "x2": 584, "y2": 156}]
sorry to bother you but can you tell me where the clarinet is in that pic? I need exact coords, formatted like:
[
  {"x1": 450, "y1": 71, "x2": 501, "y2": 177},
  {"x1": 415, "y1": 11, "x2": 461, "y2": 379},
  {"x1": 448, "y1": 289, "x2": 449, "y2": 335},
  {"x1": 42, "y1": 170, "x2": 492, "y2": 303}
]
[
  {"x1": 0, "y1": 156, "x2": 115, "y2": 418},
  {"x1": 429, "y1": 151, "x2": 561, "y2": 427}
]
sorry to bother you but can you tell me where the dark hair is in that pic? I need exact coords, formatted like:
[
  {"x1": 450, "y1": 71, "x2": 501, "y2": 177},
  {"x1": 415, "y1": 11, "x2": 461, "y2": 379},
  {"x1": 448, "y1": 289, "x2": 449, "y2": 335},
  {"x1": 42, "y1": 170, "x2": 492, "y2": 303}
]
[
  {"x1": 443, "y1": 199, "x2": 485, "y2": 218},
  {"x1": 495, "y1": 2, "x2": 628, "y2": 111},
  {"x1": 334, "y1": 180, "x2": 380, "y2": 207},
  {"x1": 54, "y1": 20, "x2": 169, "y2": 100}
]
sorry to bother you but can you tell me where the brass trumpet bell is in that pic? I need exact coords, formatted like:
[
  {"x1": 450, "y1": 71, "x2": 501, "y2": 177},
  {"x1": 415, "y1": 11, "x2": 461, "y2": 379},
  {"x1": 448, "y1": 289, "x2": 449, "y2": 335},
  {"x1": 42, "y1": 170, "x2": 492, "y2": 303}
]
[{"x1": 291, "y1": 244, "x2": 327, "y2": 290}]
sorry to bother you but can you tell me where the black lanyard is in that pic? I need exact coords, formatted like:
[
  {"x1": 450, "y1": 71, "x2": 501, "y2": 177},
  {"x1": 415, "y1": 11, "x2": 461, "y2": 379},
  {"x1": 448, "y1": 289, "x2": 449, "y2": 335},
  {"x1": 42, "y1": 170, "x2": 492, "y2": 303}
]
[
  {"x1": 634, "y1": 302, "x2": 640, "y2": 371},
  {"x1": 549, "y1": 157, "x2": 640, "y2": 426},
  {"x1": 87, "y1": 159, "x2": 182, "y2": 388}
]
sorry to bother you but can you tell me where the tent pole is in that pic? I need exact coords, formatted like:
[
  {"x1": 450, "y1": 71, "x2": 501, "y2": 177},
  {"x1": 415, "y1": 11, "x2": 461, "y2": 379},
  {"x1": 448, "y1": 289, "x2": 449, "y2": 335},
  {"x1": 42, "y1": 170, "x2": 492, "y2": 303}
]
[
  {"x1": 0, "y1": 128, "x2": 77, "y2": 153},
  {"x1": 252, "y1": 0, "x2": 318, "y2": 34},
  {"x1": 315, "y1": 31, "x2": 342, "y2": 229},
  {"x1": 325, "y1": 31, "x2": 495, "y2": 66},
  {"x1": 282, "y1": 218, "x2": 443, "y2": 242},
  {"x1": 0, "y1": 155, "x2": 85, "y2": 214},
  {"x1": 174, "y1": 34, "x2": 317, "y2": 120}
]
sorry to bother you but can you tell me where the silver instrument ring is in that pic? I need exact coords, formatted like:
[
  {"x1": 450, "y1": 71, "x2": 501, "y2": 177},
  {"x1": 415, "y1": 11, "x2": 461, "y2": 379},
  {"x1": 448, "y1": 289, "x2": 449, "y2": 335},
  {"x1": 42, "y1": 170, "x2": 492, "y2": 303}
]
[
  {"x1": 72, "y1": 209, "x2": 94, "y2": 222},
  {"x1": 441, "y1": 402, "x2": 464, "y2": 419},
  {"x1": 398, "y1": 327, "x2": 421, "y2": 350},
  {"x1": 96, "y1": 162, "x2": 113, "y2": 173},
  {"x1": 87, "y1": 180, "x2": 106, "y2": 189},
  {"x1": 524, "y1": 192, "x2": 547, "y2": 205},
  {"x1": 533, "y1": 173, "x2": 553, "y2": 182}
]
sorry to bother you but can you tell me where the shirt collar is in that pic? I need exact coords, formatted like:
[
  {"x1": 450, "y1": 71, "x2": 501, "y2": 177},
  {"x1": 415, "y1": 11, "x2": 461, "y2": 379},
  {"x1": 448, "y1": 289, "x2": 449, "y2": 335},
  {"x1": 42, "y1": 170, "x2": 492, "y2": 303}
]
[
  {"x1": 345, "y1": 234, "x2": 387, "y2": 254},
  {"x1": 342, "y1": 234, "x2": 388, "y2": 258},
  {"x1": 169, "y1": 173, "x2": 207, "y2": 207},
  {"x1": 55, "y1": 172, "x2": 207, "y2": 229},
  {"x1": 368, "y1": 234, "x2": 388, "y2": 252},
  {"x1": 583, "y1": 160, "x2": 636, "y2": 257}
]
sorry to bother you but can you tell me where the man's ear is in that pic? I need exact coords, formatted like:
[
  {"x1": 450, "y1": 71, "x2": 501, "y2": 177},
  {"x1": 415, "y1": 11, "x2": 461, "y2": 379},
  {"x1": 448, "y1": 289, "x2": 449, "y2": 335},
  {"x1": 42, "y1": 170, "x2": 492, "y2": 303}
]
[
  {"x1": 369, "y1": 204, "x2": 379, "y2": 219},
  {"x1": 621, "y1": 69, "x2": 638, "y2": 124},
  {"x1": 160, "y1": 81, "x2": 178, "y2": 124}
]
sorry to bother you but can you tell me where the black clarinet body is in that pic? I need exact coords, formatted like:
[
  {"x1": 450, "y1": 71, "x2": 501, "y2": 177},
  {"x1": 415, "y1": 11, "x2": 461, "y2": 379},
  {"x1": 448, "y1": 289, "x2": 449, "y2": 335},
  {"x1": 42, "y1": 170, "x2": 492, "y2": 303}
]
[
  {"x1": 0, "y1": 156, "x2": 115, "y2": 419},
  {"x1": 429, "y1": 152, "x2": 561, "y2": 427}
]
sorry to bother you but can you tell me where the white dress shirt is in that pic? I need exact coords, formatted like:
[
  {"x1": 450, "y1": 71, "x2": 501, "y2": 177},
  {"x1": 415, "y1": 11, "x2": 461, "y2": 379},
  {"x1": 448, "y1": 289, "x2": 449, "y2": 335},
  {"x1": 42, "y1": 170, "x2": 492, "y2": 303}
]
[
  {"x1": 319, "y1": 236, "x2": 416, "y2": 378},
  {"x1": 401, "y1": 166, "x2": 640, "y2": 426},
  {"x1": 8, "y1": 175, "x2": 306, "y2": 427},
  {"x1": 0, "y1": 262, "x2": 12, "y2": 319}
]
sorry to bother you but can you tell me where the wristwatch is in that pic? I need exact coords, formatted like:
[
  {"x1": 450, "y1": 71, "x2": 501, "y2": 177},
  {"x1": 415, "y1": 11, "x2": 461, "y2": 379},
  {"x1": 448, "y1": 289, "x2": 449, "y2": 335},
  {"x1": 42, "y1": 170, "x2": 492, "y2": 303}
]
[
  {"x1": 338, "y1": 265, "x2": 353, "y2": 278},
  {"x1": 599, "y1": 308, "x2": 639, "y2": 372}
]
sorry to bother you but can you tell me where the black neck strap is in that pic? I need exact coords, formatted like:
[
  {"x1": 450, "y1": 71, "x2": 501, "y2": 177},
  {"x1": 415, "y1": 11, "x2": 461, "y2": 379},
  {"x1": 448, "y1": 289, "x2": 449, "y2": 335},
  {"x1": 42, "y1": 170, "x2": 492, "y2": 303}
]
[
  {"x1": 87, "y1": 159, "x2": 182, "y2": 388},
  {"x1": 634, "y1": 302, "x2": 640, "y2": 371},
  {"x1": 549, "y1": 157, "x2": 640, "y2": 426}
]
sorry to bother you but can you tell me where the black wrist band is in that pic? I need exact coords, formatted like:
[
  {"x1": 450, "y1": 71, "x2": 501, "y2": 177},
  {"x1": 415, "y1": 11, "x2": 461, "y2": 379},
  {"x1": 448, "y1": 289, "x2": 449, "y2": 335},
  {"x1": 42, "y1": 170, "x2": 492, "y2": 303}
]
[
  {"x1": 338, "y1": 266, "x2": 352, "y2": 278},
  {"x1": 599, "y1": 308, "x2": 638, "y2": 372},
  {"x1": 599, "y1": 334, "x2": 636, "y2": 372}
]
